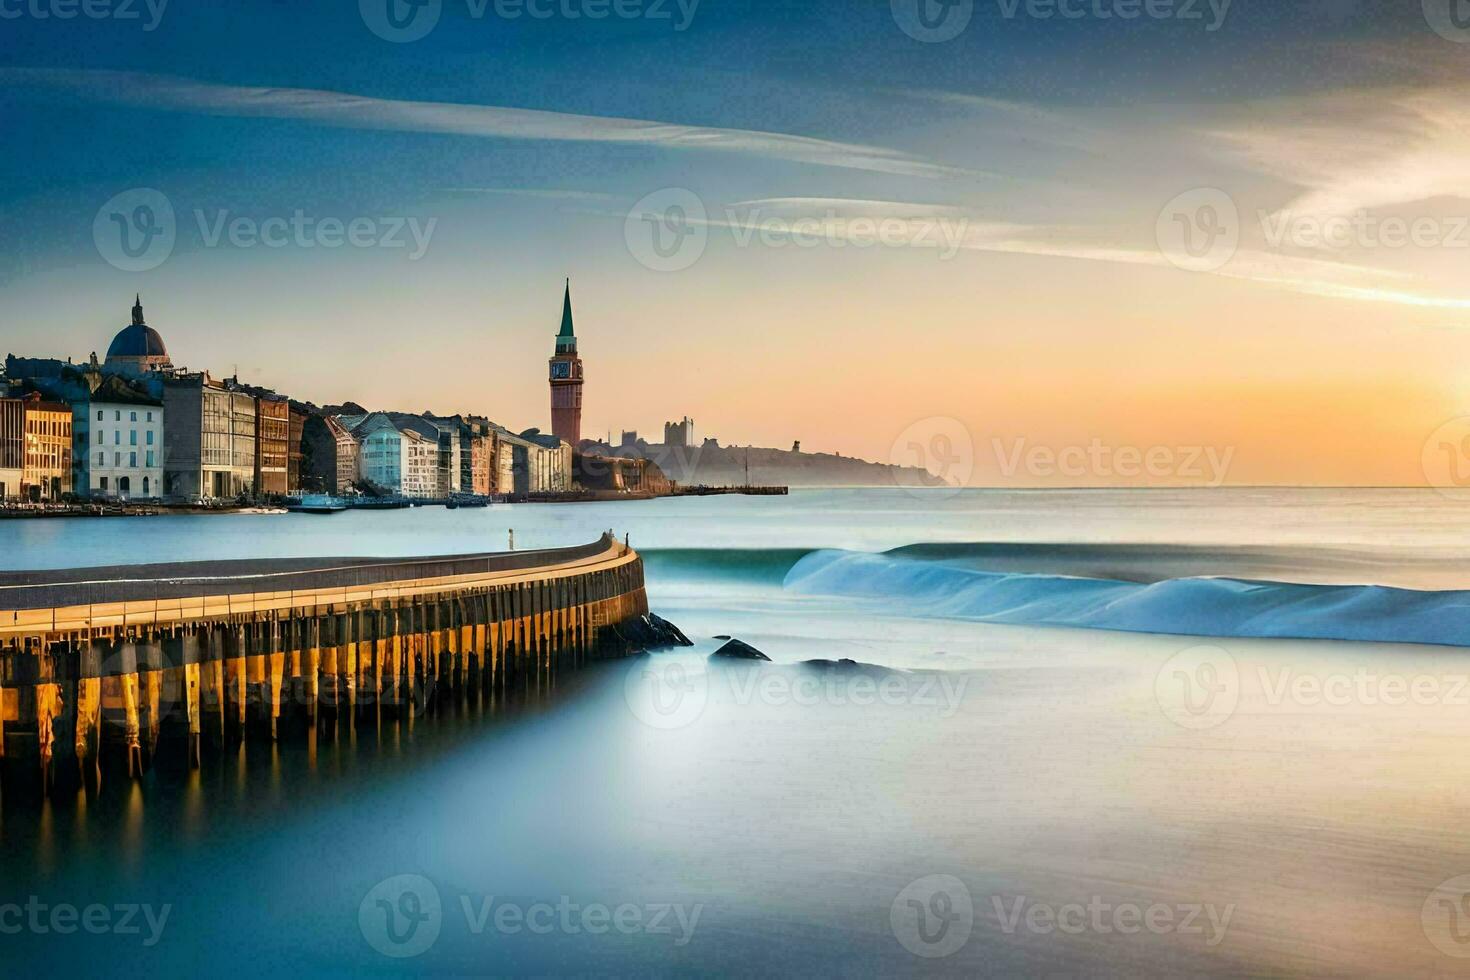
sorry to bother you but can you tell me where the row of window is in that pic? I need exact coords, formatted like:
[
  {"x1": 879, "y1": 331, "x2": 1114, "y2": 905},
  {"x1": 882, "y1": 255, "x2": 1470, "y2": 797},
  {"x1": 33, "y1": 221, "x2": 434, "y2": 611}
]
[
  {"x1": 96, "y1": 409, "x2": 156, "y2": 423},
  {"x1": 91, "y1": 429, "x2": 155, "y2": 446},
  {"x1": 94, "y1": 451, "x2": 156, "y2": 469}
]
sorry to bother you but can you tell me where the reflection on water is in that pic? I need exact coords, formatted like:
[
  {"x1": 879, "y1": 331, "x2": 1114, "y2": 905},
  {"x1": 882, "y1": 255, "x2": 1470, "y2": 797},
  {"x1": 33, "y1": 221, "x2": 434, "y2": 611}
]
[{"x1": 6, "y1": 491, "x2": 1470, "y2": 977}]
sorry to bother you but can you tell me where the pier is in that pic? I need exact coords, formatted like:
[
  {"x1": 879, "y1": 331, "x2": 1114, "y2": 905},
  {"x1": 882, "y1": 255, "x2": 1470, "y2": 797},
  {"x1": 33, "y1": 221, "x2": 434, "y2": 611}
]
[{"x1": 0, "y1": 533, "x2": 667, "y2": 801}]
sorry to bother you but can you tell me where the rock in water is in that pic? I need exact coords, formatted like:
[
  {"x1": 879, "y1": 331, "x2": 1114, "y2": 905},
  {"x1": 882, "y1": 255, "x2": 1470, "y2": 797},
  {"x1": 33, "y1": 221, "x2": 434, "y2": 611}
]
[
  {"x1": 711, "y1": 639, "x2": 771, "y2": 661},
  {"x1": 612, "y1": 613, "x2": 694, "y2": 651}
]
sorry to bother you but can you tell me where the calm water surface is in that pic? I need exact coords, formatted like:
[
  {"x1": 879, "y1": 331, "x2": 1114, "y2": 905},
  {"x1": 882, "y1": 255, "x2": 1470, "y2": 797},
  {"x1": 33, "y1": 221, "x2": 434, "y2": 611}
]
[{"x1": 3, "y1": 489, "x2": 1470, "y2": 977}]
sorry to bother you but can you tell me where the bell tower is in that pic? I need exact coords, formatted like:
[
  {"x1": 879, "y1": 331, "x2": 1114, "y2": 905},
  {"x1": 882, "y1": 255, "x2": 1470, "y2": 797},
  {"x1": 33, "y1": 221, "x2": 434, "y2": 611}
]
[{"x1": 549, "y1": 279, "x2": 584, "y2": 445}]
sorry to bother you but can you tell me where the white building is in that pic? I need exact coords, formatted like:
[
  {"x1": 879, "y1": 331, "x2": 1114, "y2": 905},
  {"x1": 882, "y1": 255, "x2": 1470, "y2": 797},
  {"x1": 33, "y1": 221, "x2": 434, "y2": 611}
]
[
  {"x1": 348, "y1": 414, "x2": 404, "y2": 493},
  {"x1": 344, "y1": 413, "x2": 440, "y2": 498},
  {"x1": 401, "y1": 427, "x2": 437, "y2": 498},
  {"x1": 73, "y1": 376, "x2": 165, "y2": 499}
]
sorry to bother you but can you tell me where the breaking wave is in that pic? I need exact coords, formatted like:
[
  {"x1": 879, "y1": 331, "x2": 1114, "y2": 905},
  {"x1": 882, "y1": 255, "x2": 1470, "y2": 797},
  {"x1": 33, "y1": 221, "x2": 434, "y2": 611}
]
[{"x1": 783, "y1": 548, "x2": 1470, "y2": 649}]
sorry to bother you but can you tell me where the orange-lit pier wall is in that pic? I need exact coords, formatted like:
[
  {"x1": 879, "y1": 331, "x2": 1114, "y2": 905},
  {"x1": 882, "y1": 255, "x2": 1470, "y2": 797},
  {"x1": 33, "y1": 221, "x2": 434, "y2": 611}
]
[{"x1": 0, "y1": 534, "x2": 649, "y2": 798}]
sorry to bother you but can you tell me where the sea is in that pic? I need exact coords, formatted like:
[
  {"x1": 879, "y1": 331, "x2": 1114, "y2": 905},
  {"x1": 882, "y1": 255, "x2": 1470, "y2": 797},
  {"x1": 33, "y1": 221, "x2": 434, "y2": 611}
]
[{"x1": 3, "y1": 487, "x2": 1470, "y2": 977}]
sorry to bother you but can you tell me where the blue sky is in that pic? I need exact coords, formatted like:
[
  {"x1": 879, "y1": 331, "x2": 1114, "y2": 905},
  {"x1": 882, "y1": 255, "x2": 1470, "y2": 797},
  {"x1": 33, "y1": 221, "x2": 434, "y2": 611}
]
[{"x1": 5, "y1": 1, "x2": 1470, "y2": 484}]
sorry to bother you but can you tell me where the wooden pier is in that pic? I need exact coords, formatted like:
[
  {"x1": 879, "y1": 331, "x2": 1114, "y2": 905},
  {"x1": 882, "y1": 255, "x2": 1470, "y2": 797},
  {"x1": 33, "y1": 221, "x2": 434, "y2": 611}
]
[{"x1": 0, "y1": 533, "x2": 666, "y2": 801}]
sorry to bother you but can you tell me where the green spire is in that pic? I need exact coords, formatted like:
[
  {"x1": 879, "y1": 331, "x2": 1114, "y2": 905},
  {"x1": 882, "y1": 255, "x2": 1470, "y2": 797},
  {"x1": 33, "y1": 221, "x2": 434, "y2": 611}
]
[{"x1": 556, "y1": 278, "x2": 577, "y2": 353}]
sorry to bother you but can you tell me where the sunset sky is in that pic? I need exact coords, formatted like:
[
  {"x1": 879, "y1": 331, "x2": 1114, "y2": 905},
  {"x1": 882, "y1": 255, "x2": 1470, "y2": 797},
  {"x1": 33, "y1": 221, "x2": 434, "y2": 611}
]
[{"x1": 5, "y1": 1, "x2": 1470, "y2": 486}]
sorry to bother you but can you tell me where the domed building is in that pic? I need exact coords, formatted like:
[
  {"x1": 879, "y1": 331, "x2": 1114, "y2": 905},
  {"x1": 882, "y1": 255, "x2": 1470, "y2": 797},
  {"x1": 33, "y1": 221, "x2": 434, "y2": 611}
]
[{"x1": 105, "y1": 295, "x2": 173, "y2": 376}]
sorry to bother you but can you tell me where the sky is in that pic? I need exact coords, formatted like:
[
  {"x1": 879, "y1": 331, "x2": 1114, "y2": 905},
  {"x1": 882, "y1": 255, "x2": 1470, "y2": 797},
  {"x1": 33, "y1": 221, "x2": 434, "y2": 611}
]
[{"x1": 4, "y1": 0, "x2": 1470, "y2": 486}]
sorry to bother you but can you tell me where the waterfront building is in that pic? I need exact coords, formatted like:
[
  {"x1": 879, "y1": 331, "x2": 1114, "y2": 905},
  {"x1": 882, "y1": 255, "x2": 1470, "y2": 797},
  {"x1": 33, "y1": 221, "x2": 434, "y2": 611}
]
[
  {"x1": 0, "y1": 397, "x2": 23, "y2": 500},
  {"x1": 287, "y1": 407, "x2": 306, "y2": 494},
  {"x1": 162, "y1": 374, "x2": 257, "y2": 500},
  {"x1": 497, "y1": 428, "x2": 572, "y2": 495},
  {"x1": 469, "y1": 423, "x2": 493, "y2": 496},
  {"x1": 104, "y1": 296, "x2": 174, "y2": 377},
  {"x1": 664, "y1": 417, "x2": 695, "y2": 448},
  {"x1": 548, "y1": 279, "x2": 584, "y2": 445},
  {"x1": 401, "y1": 427, "x2": 437, "y2": 498},
  {"x1": 301, "y1": 414, "x2": 359, "y2": 493},
  {"x1": 493, "y1": 430, "x2": 515, "y2": 494},
  {"x1": 71, "y1": 375, "x2": 164, "y2": 499},
  {"x1": 253, "y1": 396, "x2": 290, "y2": 497},
  {"x1": 348, "y1": 413, "x2": 406, "y2": 494},
  {"x1": 22, "y1": 394, "x2": 73, "y2": 501}
]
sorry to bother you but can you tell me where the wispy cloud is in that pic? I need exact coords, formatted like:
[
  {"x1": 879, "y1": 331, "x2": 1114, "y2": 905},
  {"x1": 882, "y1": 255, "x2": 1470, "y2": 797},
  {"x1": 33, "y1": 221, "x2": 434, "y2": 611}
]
[{"x1": 2, "y1": 68, "x2": 981, "y2": 181}]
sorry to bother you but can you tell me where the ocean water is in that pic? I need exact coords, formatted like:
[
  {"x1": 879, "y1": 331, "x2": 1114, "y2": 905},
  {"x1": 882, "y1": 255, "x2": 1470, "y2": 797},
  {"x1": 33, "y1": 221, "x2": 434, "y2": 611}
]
[{"x1": 4, "y1": 488, "x2": 1470, "y2": 976}]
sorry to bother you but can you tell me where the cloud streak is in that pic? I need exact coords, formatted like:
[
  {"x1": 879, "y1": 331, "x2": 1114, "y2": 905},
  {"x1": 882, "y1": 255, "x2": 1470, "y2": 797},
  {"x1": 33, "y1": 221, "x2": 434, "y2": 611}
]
[{"x1": 2, "y1": 68, "x2": 979, "y2": 181}]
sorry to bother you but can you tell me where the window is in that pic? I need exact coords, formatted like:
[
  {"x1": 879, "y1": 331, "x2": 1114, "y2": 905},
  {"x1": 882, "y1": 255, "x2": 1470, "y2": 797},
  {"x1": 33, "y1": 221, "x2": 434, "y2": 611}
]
[
  {"x1": 146, "y1": 451, "x2": 154, "y2": 467},
  {"x1": 130, "y1": 430, "x2": 137, "y2": 446},
  {"x1": 130, "y1": 411, "x2": 137, "y2": 422},
  {"x1": 96, "y1": 410, "x2": 103, "y2": 421},
  {"x1": 114, "y1": 411, "x2": 120, "y2": 422},
  {"x1": 97, "y1": 451, "x2": 104, "y2": 465},
  {"x1": 146, "y1": 411, "x2": 153, "y2": 422},
  {"x1": 146, "y1": 430, "x2": 154, "y2": 445},
  {"x1": 113, "y1": 431, "x2": 120, "y2": 445},
  {"x1": 100, "y1": 477, "x2": 107, "y2": 491},
  {"x1": 130, "y1": 452, "x2": 137, "y2": 468}
]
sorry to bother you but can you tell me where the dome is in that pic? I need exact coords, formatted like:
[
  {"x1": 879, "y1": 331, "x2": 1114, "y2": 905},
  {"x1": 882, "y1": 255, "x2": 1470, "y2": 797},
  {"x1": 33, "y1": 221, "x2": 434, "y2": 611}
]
[
  {"x1": 105, "y1": 295, "x2": 169, "y2": 362},
  {"x1": 106, "y1": 323, "x2": 168, "y2": 359}
]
